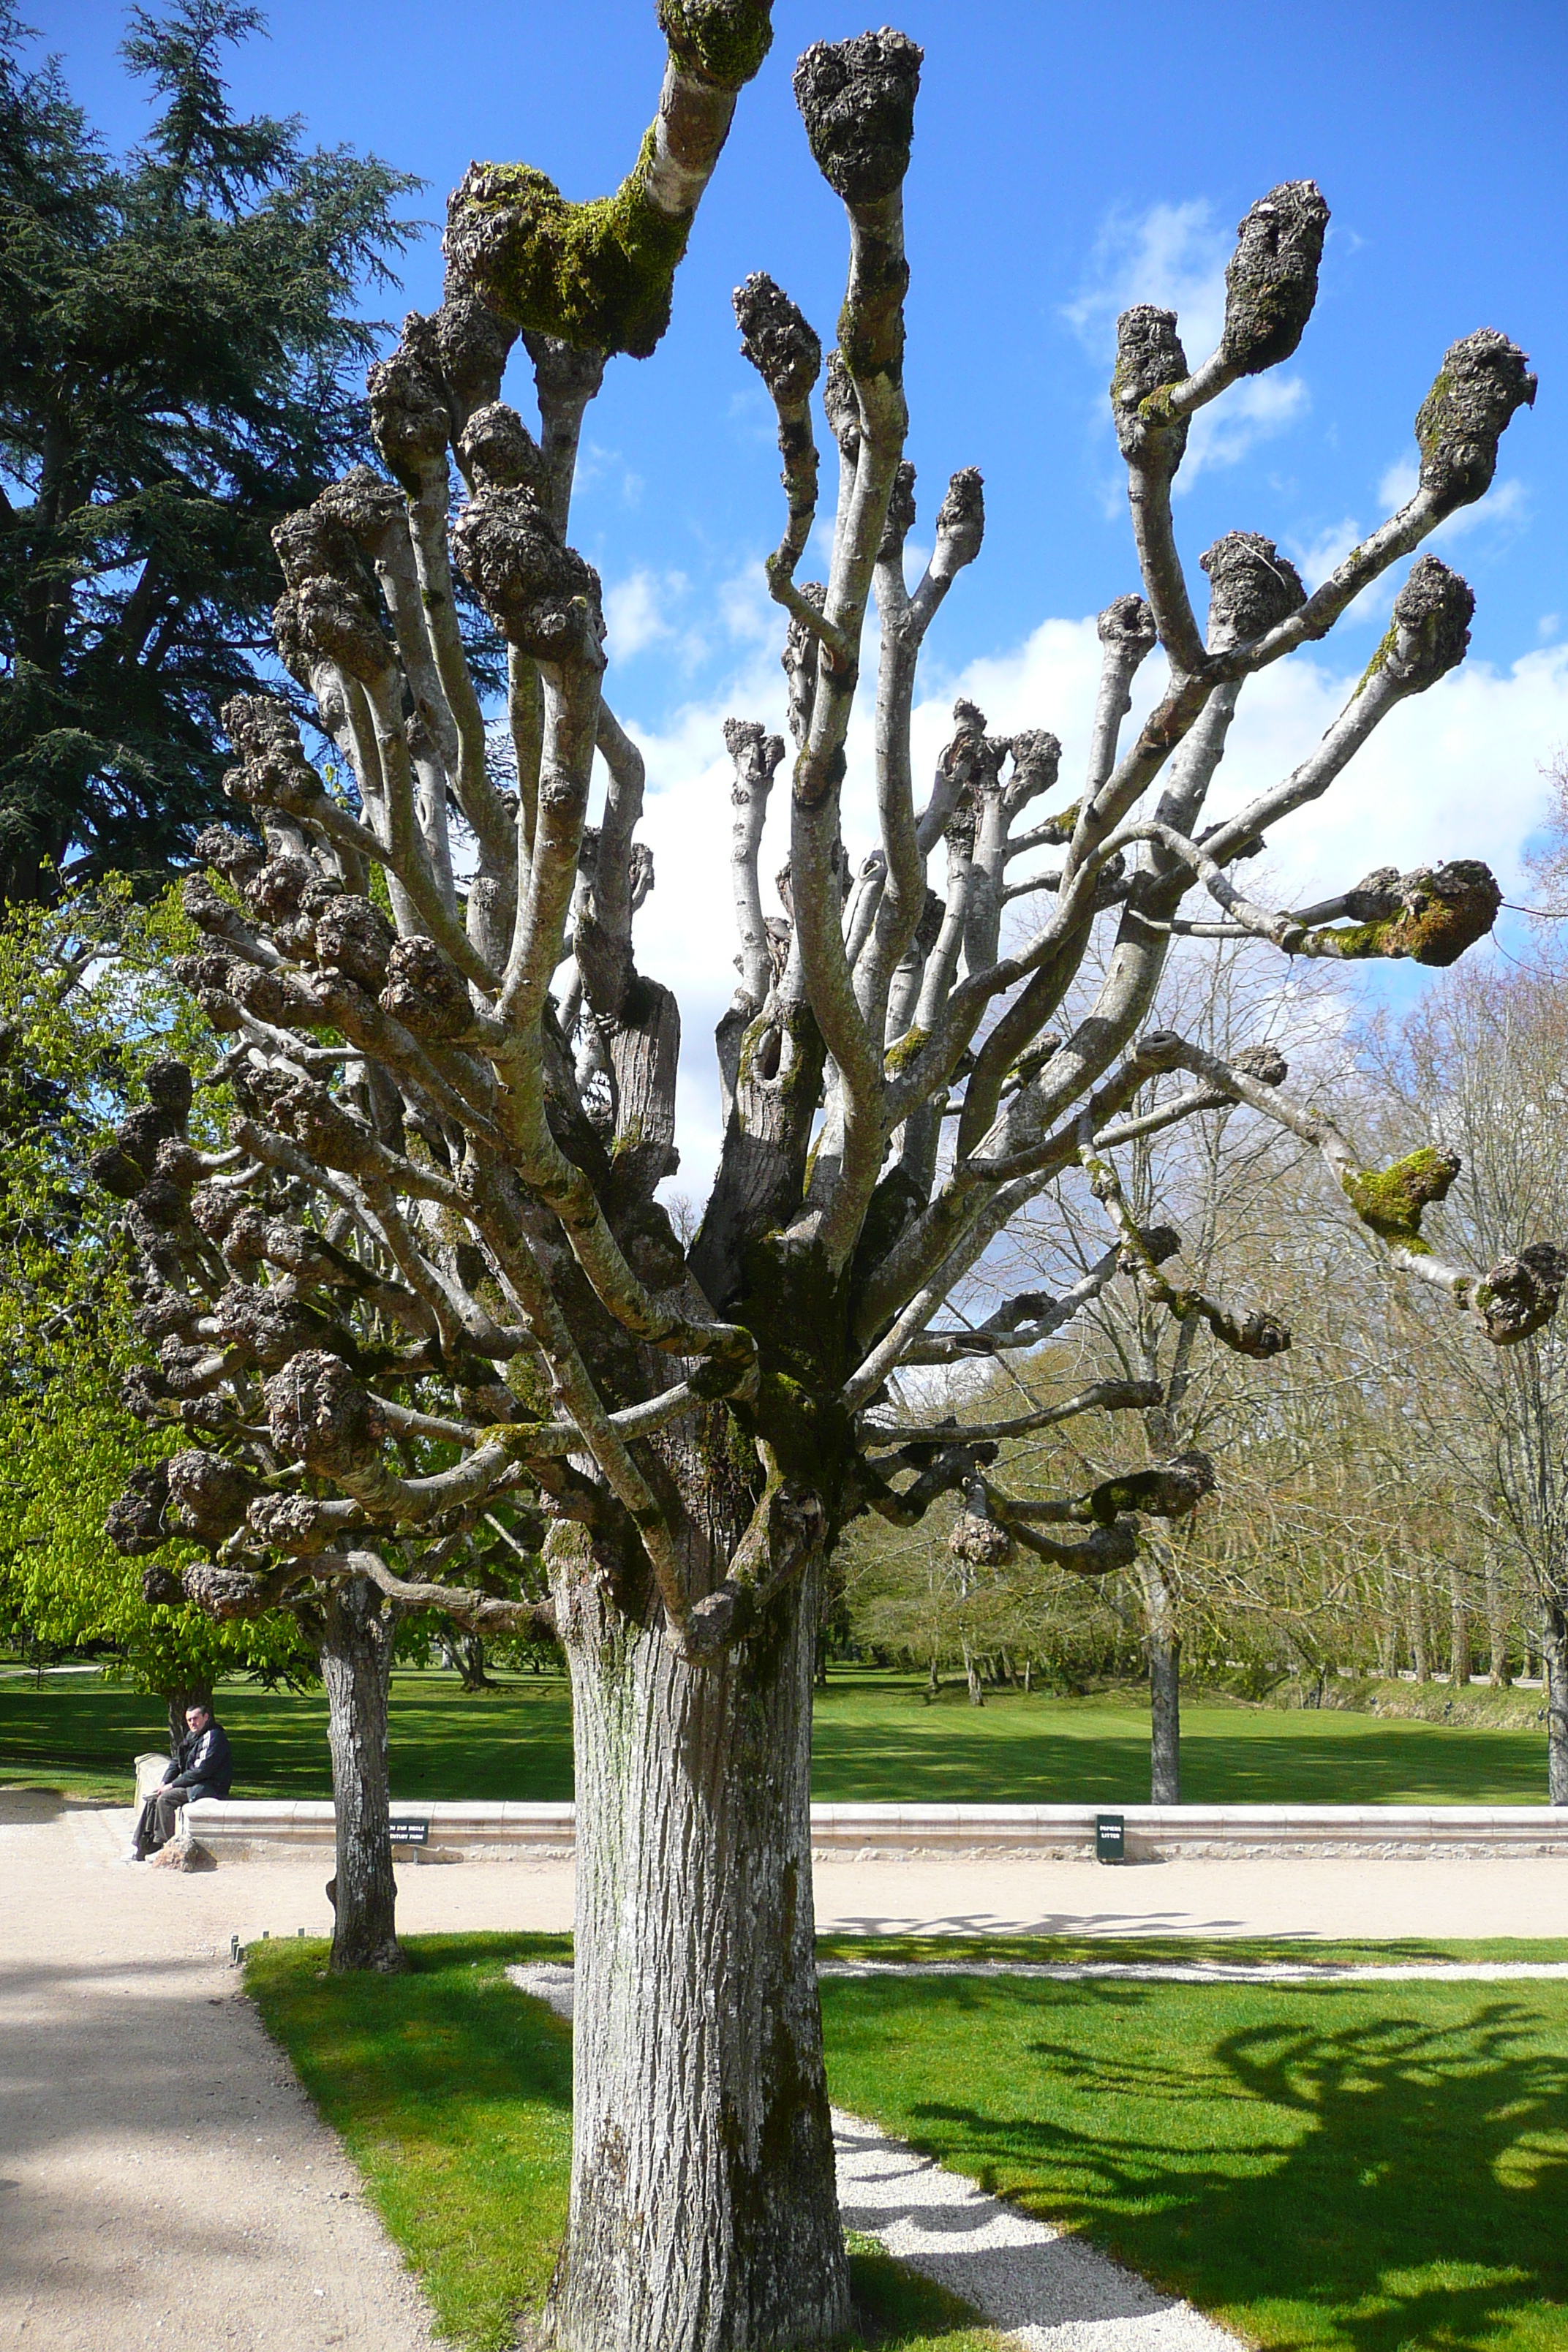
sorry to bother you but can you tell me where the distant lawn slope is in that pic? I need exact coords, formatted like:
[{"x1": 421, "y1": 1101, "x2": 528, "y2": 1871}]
[{"x1": 0, "y1": 1667, "x2": 1553, "y2": 1806}]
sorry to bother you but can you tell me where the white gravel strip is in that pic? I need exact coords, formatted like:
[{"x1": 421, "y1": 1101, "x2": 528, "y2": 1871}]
[
  {"x1": 832, "y1": 2108, "x2": 1241, "y2": 2352},
  {"x1": 506, "y1": 1966, "x2": 1242, "y2": 2351},
  {"x1": 820, "y1": 1958, "x2": 1568, "y2": 1983}
]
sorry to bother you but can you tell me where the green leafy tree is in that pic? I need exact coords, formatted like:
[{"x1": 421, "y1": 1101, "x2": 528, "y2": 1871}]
[
  {"x1": 0, "y1": 0, "x2": 418, "y2": 901},
  {"x1": 0, "y1": 881, "x2": 314, "y2": 1737}
]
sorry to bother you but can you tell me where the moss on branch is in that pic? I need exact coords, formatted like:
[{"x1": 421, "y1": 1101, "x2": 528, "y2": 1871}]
[{"x1": 1342, "y1": 1146, "x2": 1460, "y2": 1254}]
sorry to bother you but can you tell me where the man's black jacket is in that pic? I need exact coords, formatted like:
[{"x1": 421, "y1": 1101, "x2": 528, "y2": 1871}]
[{"x1": 162, "y1": 1720, "x2": 233, "y2": 1797}]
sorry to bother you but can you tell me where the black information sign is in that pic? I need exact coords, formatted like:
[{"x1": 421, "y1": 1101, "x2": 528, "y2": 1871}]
[
  {"x1": 389, "y1": 1818, "x2": 430, "y2": 1845},
  {"x1": 1095, "y1": 1812, "x2": 1126, "y2": 1864}
]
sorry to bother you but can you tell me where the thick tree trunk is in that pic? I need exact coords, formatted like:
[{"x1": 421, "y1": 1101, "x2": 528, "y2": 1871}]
[
  {"x1": 1148, "y1": 1632, "x2": 1181, "y2": 1803},
  {"x1": 551, "y1": 1558, "x2": 849, "y2": 2352},
  {"x1": 1377, "y1": 1569, "x2": 1398, "y2": 1678},
  {"x1": 1545, "y1": 1593, "x2": 1568, "y2": 1806},
  {"x1": 320, "y1": 1580, "x2": 404, "y2": 1974},
  {"x1": 962, "y1": 1637, "x2": 984, "y2": 1707},
  {"x1": 1139, "y1": 1556, "x2": 1180, "y2": 1803},
  {"x1": 438, "y1": 1629, "x2": 493, "y2": 1690}
]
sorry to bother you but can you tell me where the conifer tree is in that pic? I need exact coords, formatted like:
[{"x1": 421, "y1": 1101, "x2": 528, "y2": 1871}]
[{"x1": 0, "y1": 0, "x2": 416, "y2": 900}]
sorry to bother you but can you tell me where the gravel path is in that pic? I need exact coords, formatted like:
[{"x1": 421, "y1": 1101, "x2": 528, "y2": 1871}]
[
  {"x1": 506, "y1": 1965, "x2": 1243, "y2": 2352},
  {"x1": 0, "y1": 1793, "x2": 437, "y2": 2351},
  {"x1": 833, "y1": 2111, "x2": 1240, "y2": 2352}
]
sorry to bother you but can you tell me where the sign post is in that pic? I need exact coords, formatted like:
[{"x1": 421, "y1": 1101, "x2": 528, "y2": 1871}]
[
  {"x1": 1095, "y1": 1813, "x2": 1126, "y2": 1865},
  {"x1": 388, "y1": 1817, "x2": 430, "y2": 1847}
]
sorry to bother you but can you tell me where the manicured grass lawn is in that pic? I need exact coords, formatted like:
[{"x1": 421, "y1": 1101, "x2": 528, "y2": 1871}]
[
  {"x1": 0, "y1": 1666, "x2": 1554, "y2": 1805},
  {"x1": 246, "y1": 1932, "x2": 1001, "y2": 2352},
  {"x1": 821, "y1": 1967, "x2": 1568, "y2": 2352},
  {"x1": 249, "y1": 1934, "x2": 1568, "y2": 2352},
  {"x1": 810, "y1": 1677, "x2": 1554, "y2": 1806}
]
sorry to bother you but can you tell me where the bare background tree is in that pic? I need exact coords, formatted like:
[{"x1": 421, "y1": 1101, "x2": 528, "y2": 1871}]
[
  {"x1": 100, "y1": 9, "x2": 1556, "y2": 2348},
  {"x1": 1357, "y1": 948, "x2": 1568, "y2": 1794}
]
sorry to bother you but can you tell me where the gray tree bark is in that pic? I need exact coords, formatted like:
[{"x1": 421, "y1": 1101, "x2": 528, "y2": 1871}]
[
  {"x1": 1545, "y1": 1594, "x2": 1568, "y2": 1804},
  {"x1": 551, "y1": 1553, "x2": 848, "y2": 2352},
  {"x1": 1448, "y1": 1567, "x2": 1470, "y2": 1690},
  {"x1": 1485, "y1": 1550, "x2": 1512, "y2": 1686},
  {"x1": 1409, "y1": 1578, "x2": 1431, "y2": 1682},
  {"x1": 1139, "y1": 1553, "x2": 1181, "y2": 1801},
  {"x1": 321, "y1": 1579, "x2": 404, "y2": 1974},
  {"x1": 1148, "y1": 1629, "x2": 1181, "y2": 1803}
]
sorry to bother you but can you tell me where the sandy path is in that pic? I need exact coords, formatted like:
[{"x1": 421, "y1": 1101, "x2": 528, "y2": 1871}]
[
  {"x1": 2, "y1": 1796, "x2": 1561, "y2": 2352},
  {"x1": 0, "y1": 1794, "x2": 436, "y2": 2351}
]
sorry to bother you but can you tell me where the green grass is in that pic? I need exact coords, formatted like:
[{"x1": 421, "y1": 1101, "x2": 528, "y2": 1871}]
[
  {"x1": 1, "y1": 1667, "x2": 1555, "y2": 1806},
  {"x1": 817, "y1": 1932, "x2": 1568, "y2": 1969},
  {"x1": 249, "y1": 1934, "x2": 1568, "y2": 2352},
  {"x1": 246, "y1": 1933, "x2": 1001, "y2": 2352},
  {"x1": 821, "y1": 1970, "x2": 1568, "y2": 2352},
  {"x1": 248, "y1": 1933, "x2": 573, "y2": 2351}
]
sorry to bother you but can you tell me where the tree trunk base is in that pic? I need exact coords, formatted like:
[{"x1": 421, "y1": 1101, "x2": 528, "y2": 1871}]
[
  {"x1": 551, "y1": 1553, "x2": 848, "y2": 2352},
  {"x1": 321, "y1": 1580, "x2": 404, "y2": 1975}
]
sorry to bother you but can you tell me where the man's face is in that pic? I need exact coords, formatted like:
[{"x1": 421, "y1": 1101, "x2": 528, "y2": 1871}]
[{"x1": 186, "y1": 1707, "x2": 211, "y2": 1733}]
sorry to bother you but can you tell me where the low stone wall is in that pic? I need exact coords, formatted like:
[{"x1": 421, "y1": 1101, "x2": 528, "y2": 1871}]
[{"x1": 181, "y1": 1797, "x2": 1568, "y2": 1863}]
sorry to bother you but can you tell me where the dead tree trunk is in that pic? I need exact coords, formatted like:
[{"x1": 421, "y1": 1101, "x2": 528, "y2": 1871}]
[
  {"x1": 551, "y1": 1553, "x2": 848, "y2": 2352},
  {"x1": 321, "y1": 1580, "x2": 404, "y2": 1975}
]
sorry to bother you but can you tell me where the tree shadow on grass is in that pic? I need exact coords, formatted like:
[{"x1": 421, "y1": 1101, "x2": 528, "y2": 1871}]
[{"x1": 886, "y1": 1992, "x2": 1567, "y2": 2351}]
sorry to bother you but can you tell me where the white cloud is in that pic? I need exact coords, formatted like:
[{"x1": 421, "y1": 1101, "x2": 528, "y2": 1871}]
[
  {"x1": 1184, "y1": 374, "x2": 1310, "y2": 487},
  {"x1": 1063, "y1": 198, "x2": 1227, "y2": 358},
  {"x1": 604, "y1": 570, "x2": 678, "y2": 660},
  {"x1": 606, "y1": 570, "x2": 1568, "y2": 1217},
  {"x1": 1193, "y1": 641, "x2": 1568, "y2": 907},
  {"x1": 1292, "y1": 515, "x2": 1362, "y2": 592},
  {"x1": 601, "y1": 568, "x2": 720, "y2": 672},
  {"x1": 1063, "y1": 197, "x2": 1309, "y2": 487}
]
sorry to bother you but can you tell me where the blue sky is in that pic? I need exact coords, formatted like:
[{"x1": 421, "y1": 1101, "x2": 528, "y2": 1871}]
[{"x1": 37, "y1": 0, "x2": 1568, "y2": 1192}]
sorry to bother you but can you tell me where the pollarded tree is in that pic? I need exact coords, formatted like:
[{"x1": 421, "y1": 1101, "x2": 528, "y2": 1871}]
[{"x1": 101, "y1": 10, "x2": 1559, "y2": 2348}]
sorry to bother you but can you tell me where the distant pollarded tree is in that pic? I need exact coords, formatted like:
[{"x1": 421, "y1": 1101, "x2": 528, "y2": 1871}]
[{"x1": 99, "y1": 9, "x2": 1555, "y2": 2347}]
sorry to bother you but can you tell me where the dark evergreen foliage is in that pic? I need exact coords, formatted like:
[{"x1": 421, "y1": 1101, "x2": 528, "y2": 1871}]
[{"x1": 0, "y1": 0, "x2": 418, "y2": 900}]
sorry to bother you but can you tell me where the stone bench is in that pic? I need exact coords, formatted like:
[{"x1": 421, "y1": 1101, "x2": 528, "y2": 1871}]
[{"x1": 178, "y1": 1798, "x2": 1568, "y2": 1863}]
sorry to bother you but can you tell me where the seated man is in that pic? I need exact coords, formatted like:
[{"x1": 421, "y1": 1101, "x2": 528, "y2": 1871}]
[{"x1": 130, "y1": 1702, "x2": 233, "y2": 1859}]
